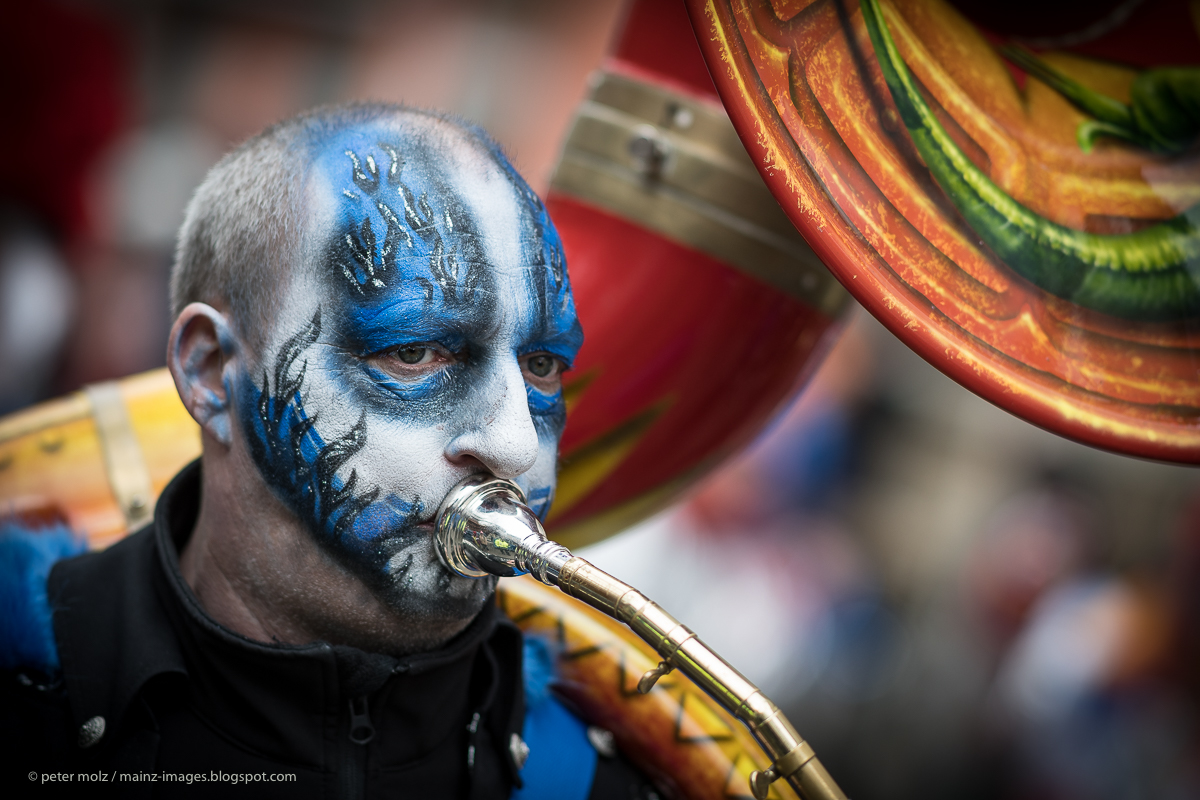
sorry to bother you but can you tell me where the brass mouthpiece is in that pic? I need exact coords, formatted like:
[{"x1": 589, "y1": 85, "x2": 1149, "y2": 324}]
[{"x1": 433, "y1": 474, "x2": 848, "y2": 800}]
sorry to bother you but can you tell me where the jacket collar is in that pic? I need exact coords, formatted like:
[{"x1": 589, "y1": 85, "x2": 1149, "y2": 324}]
[{"x1": 50, "y1": 503, "x2": 185, "y2": 738}]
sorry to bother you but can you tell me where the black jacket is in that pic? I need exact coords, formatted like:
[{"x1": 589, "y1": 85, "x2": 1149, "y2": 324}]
[{"x1": 3, "y1": 463, "x2": 655, "y2": 799}]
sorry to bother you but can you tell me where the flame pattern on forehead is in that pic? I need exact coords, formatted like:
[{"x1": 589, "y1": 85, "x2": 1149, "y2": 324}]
[
  {"x1": 313, "y1": 126, "x2": 582, "y2": 392},
  {"x1": 338, "y1": 143, "x2": 481, "y2": 305},
  {"x1": 316, "y1": 126, "x2": 577, "y2": 352}
]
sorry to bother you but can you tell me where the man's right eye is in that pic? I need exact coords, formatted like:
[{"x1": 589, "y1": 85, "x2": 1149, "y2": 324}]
[
  {"x1": 396, "y1": 346, "x2": 433, "y2": 365},
  {"x1": 367, "y1": 344, "x2": 455, "y2": 380}
]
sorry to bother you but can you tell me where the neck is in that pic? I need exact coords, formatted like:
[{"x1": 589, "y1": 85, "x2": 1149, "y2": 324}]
[{"x1": 178, "y1": 436, "x2": 471, "y2": 657}]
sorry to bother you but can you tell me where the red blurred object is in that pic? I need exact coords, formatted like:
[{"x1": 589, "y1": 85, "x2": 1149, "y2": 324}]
[
  {"x1": 0, "y1": 0, "x2": 126, "y2": 240},
  {"x1": 544, "y1": 0, "x2": 845, "y2": 544},
  {"x1": 548, "y1": 197, "x2": 835, "y2": 536},
  {"x1": 611, "y1": 0, "x2": 720, "y2": 99}
]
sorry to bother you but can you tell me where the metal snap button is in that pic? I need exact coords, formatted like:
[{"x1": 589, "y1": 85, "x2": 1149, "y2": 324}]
[
  {"x1": 587, "y1": 726, "x2": 617, "y2": 758},
  {"x1": 509, "y1": 732, "x2": 530, "y2": 770},
  {"x1": 78, "y1": 716, "x2": 106, "y2": 748}
]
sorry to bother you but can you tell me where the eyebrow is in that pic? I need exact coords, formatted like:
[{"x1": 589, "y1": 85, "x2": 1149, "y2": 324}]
[
  {"x1": 522, "y1": 331, "x2": 583, "y2": 364},
  {"x1": 336, "y1": 290, "x2": 485, "y2": 355},
  {"x1": 517, "y1": 302, "x2": 583, "y2": 361}
]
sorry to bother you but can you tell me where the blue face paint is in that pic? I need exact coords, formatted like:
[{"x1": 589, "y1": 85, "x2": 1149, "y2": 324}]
[
  {"x1": 236, "y1": 114, "x2": 581, "y2": 621},
  {"x1": 241, "y1": 309, "x2": 392, "y2": 547},
  {"x1": 318, "y1": 128, "x2": 581, "y2": 356}
]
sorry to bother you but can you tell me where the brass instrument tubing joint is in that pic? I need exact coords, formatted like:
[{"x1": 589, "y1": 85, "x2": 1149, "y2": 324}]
[
  {"x1": 748, "y1": 741, "x2": 817, "y2": 800},
  {"x1": 636, "y1": 661, "x2": 674, "y2": 694}
]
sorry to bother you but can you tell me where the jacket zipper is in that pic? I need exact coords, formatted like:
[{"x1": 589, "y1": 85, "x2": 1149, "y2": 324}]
[{"x1": 338, "y1": 696, "x2": 373, "y2": 799}]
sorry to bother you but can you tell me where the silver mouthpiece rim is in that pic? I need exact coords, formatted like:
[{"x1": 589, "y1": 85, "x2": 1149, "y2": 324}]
[{"x1": 434, "y1": 473, "x2": 572, "y2": 584}]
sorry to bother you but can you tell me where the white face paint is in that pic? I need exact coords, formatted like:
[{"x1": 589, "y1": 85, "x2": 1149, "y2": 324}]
[{"x1": 234, "y1": 116, "x2": 581, "y2": 626}]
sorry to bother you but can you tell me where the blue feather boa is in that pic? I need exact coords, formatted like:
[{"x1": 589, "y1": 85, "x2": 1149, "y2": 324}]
[{"x1": 0, "y1": 521, "x2": 86, "y2": 674}]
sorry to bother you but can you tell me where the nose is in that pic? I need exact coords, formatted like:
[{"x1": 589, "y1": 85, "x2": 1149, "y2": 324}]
[{"x1": 444, "y1": 357, "x2": 540, "y2": 480}]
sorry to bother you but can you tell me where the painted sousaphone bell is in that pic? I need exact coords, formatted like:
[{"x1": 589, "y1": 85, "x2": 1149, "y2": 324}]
[{"x1": 688, "y1": 0, "x2": 1200, "y2": 461}]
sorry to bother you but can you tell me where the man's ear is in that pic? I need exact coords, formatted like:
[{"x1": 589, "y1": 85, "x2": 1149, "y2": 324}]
[{"x1": 168, "y1": 303, "x2": 240, "y2": 446}]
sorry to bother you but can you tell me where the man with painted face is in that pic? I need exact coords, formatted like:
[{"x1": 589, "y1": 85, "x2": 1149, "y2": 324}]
[{"x1": 2, "y1": 105, "x2": 657, "y2": 799}]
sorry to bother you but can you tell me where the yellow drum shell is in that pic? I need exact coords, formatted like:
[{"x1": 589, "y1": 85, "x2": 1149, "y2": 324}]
[{"x1": 0, "y1": 369, "x2": 199, "y2": 550}]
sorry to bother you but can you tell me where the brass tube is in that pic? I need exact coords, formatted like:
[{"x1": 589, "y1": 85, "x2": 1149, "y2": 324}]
[
  {"x1": 555, "y1": 556, "x2": 845, "y2": 800},
  {"x1": 435, "y1": 474, "x2": 849, "y2": 800}
]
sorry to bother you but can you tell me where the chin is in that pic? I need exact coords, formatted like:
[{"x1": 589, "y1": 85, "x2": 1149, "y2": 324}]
[{"x1": 375, "y1": 533, "x2": 497, "y2": 623}]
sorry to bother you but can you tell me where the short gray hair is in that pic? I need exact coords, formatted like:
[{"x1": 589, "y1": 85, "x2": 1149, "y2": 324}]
[{"x1": 170, "y1": 118, "x2": 305, "y2": 348}]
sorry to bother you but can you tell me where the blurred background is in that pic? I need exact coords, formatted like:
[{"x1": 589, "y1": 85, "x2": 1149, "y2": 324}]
[
  {"x1": 0, "y1": 0, "x2": 626, "y2": 411},
  {"x1": 584, "y1": 307, "x2": 1200, "y2": 799},
  {"x1": 3, "y1": 1, "x2": 1200, "y2": 798}
]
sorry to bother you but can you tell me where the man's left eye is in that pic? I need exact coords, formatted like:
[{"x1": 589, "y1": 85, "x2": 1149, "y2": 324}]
[
  {"x1": 521, "y1": 353, "x2": 566, "y2": 388},
  {"x1": 527, "y1": 355, "x2": 556, "y2": 377}
]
